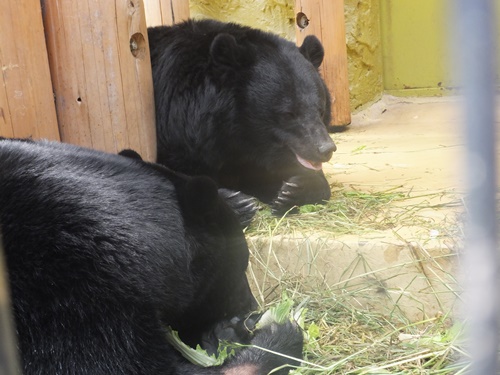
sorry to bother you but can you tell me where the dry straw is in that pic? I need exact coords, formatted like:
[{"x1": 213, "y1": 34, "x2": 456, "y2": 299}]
[{"x1": 245, "y1": 185, "x2": 468, "y2": 374}]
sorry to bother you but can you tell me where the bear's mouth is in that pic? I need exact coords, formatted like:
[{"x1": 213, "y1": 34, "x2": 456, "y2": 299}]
[{"x1": 295, "y1": 154, "x2": 323, "y2": 171}]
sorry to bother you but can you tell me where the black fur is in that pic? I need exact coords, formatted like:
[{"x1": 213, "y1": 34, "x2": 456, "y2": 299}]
[
  {"x1": 148, "y1": 19, "x2": 336, "y2": 215},
  {"x1": 0, "y1": 139, "x2": 302, "y2": 374},
  {"x1": 118, "y1": 149, "x2": 258, "y2": 228}
]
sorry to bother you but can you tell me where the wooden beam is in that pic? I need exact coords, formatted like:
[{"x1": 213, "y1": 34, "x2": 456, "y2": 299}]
[
  {"x1": 0, "y1": 0, "x2": 59, "y2": 140},
  {"x1": 143, "y1": 0, "x2": 190, "y2": 27},
  {"x1": 41, "y1": 0, "x2": 157, "y2": 161},
  {"x1": 0, "y1": 233, "x2": 21, "y2": 374},
  {"x1": 295, "y1": 0, "x2": 351, "y2": 127}
]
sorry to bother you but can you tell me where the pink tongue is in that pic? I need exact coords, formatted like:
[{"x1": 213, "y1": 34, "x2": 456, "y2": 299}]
[{"x1": 296, "y1": 154, "x2": 323, "y2": 171}]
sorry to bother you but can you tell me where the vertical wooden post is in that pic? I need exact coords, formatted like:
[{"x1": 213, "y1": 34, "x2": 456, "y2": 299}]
[
  {"x1": 41, "y1": 0, "x2": 156, "y2": 161},
  {"x1": 295, "y1": 0, "x2": 351, "y2": 127},
  {"x1": 143, "y1": 0, "x2": 190, "y2": 27},
  {"x1": 0, "y1": 0, "x2": 60, "y2": 140},
  {"x1": 0, "y1": 233, "x2": 21, "y2": 375}
]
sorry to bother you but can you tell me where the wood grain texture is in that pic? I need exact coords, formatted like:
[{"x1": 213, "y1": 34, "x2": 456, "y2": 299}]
[
  {"x1": 0, "y1": 235, "x2": 20, "y2": 374},
  {"x1": 41, "y1": 0, "x2": 156, "y2": 161},
  {"x1": 143, "y1": 0, "x2": 190, "y2": 27},
  {"x1": 0, "y1": 0, "x2": 59, "y2": 140},
  {"x1": 295, "y1": 0, "x2": 351, "y2": 127}
]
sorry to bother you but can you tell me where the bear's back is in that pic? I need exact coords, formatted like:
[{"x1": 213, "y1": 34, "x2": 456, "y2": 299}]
[{"x1": 0, "y1": 140, "x2": 189, "y2": 309}]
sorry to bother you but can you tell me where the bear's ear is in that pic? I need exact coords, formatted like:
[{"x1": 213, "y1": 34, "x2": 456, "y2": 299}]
[
  {"x1": 184, "y1": 176, "x2": 220, "y2": 216},
  {"x1": 299, "y1": 35, "x2": 324, "y2": 69},
  {"x1": 118, "y1": 149, "x2": 143, "y2": 161},
  {"x1": 210, "y1": 33, "x2": 252, "y2": 68}
]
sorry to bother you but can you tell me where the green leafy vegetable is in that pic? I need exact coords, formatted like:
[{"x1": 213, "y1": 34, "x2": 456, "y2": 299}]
[
  {"x1": 257, "y1": 294, "x2": 305, "y2": 329},
  {"x1": 165, "y1": 328, "x2": 233, "y2": 367},
  {"x1": 166, "y1": 295, "x2": 305, "y2": 367}
]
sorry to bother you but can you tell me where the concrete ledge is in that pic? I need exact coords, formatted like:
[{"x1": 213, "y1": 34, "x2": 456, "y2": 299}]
[{"x1": 248, "y1": 233, "x2": 460, "y2": 322}]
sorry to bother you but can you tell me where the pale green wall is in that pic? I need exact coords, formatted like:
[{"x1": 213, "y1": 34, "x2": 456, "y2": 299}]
[
  {"x1": 380, "y1": 0, "x2": 500, "y2": 96},
  {"x1": 380, "y1": 0, "x2": 455, "y2": 97}
]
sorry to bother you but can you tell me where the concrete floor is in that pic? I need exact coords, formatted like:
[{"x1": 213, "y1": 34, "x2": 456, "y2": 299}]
[
  {"x1": 326, "y1": 95, "x2": 465, "y2": 242},
  {"x1": 249, "y1": 96, "x2": 469, "y2": 322},
  {"x1": 328, "y1": 95, "x2": 464, "y2": 194}
]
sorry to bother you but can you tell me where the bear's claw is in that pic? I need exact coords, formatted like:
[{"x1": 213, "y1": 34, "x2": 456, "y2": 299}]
[{"x1": 219, "y1": 189, "x2": 258, "y2": 227}]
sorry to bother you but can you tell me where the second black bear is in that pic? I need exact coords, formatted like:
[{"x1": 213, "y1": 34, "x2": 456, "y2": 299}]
[
  {"x1": 0, "y1": 138, "x2": 303, "y2": 375},
  {"x1": 148, "y1": 19, "x2": 337, "y2": 214}
]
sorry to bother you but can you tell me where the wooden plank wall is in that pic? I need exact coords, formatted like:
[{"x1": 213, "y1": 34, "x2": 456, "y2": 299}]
[
  {"x1": 41, "y1": 0, "x2": 157, "y2": 161},
  {"x1": 295, "y1": 0, "x2": 351, "y2": 127},
  {"x1": 144, "y1": 0, "x2": 351, "y2": 126},
  {"x1": 144, "y1": 0, "x2": 190, "y2": 27},
  {"x1": 0, "y1": 0, "x2": 60, "y2": 140},
  {"x1": 0, "y1": 0, "x2": 349, "y2": 151}
]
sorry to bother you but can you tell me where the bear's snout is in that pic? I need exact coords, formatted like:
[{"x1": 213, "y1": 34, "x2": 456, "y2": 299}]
[{"x1": 317, "y1": 140, "x2": 336, "y2": 161}]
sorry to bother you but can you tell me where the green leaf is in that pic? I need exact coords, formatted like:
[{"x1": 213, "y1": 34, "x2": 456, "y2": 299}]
[
  {"x1": 165, "y1": 328, "x2": 224, "y2": 367},
  {"x1": 307, "y1": 322, "x2": 320, "y2": 340},
  {"x1": 257, "y1": 294, "x2": 306, "y2": 330},
  {"x1": 257, "y1": 296, "x2": 294, "y2": 328},
  {"x1": 166, "y1": 295, "x2": 308, "y2": 367},
  {"x1": 299, "y1": 204, "x2": 322, "y2": 213}
]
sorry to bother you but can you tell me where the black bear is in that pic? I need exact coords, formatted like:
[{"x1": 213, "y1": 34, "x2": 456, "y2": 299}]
[
  {"x1": 0, "y1": 138, "x2": 303, "y2": 374},
  {"x1": 148, "y1": 19, "x2": 336, "y2": 215}
]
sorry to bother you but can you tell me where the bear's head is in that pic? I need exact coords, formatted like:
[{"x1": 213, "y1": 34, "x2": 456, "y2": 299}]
[
  {"x1": 209, "y1": 30, "x2": 337, "y2": 173},
  {"x1": 178, "y1": 174, "x2": 256, "y2": 313},
  {"x1": 151, "y1": 165, "x2": 257, "y2": 345},
  {"x1": 119, "y1": 151, "x2": 257, "y2": 332}
]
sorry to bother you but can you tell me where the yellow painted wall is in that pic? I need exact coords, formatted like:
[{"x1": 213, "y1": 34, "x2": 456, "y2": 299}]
[
  {"x1": 190, "y1": 0, "x2": 295, "y2": 40},
  {"x1": 344, "y1": 0, "x2": 383, "y2": 110},
  {"x1": 187, "y1": 0, "x2": 500, "y2": 109},
  {"x1": 188, "y1": 0, "x2": 500, "y2": 109},
  {"x1": 380, "y1": 0, "x2": 455, "y2": 97},
  {"x1": 380, "y1": 0, "x2": 500, "y2": 96},
  {"x1": 189, "y1": 0, "x2": 383, "y2": 112}
]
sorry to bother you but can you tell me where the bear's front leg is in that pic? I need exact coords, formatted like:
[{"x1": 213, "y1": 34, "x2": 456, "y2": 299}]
[
  {"x1": 218, "y1": 189, "x2": 258, "y2": 227},
  {"x1": 271, "y1": 171, "x2": 331, "y2": 215}
]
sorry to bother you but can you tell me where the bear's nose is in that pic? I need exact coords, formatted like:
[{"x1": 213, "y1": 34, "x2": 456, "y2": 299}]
[{"x1": 318, "y1": 141, "x2": 336, "y2": 160}]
